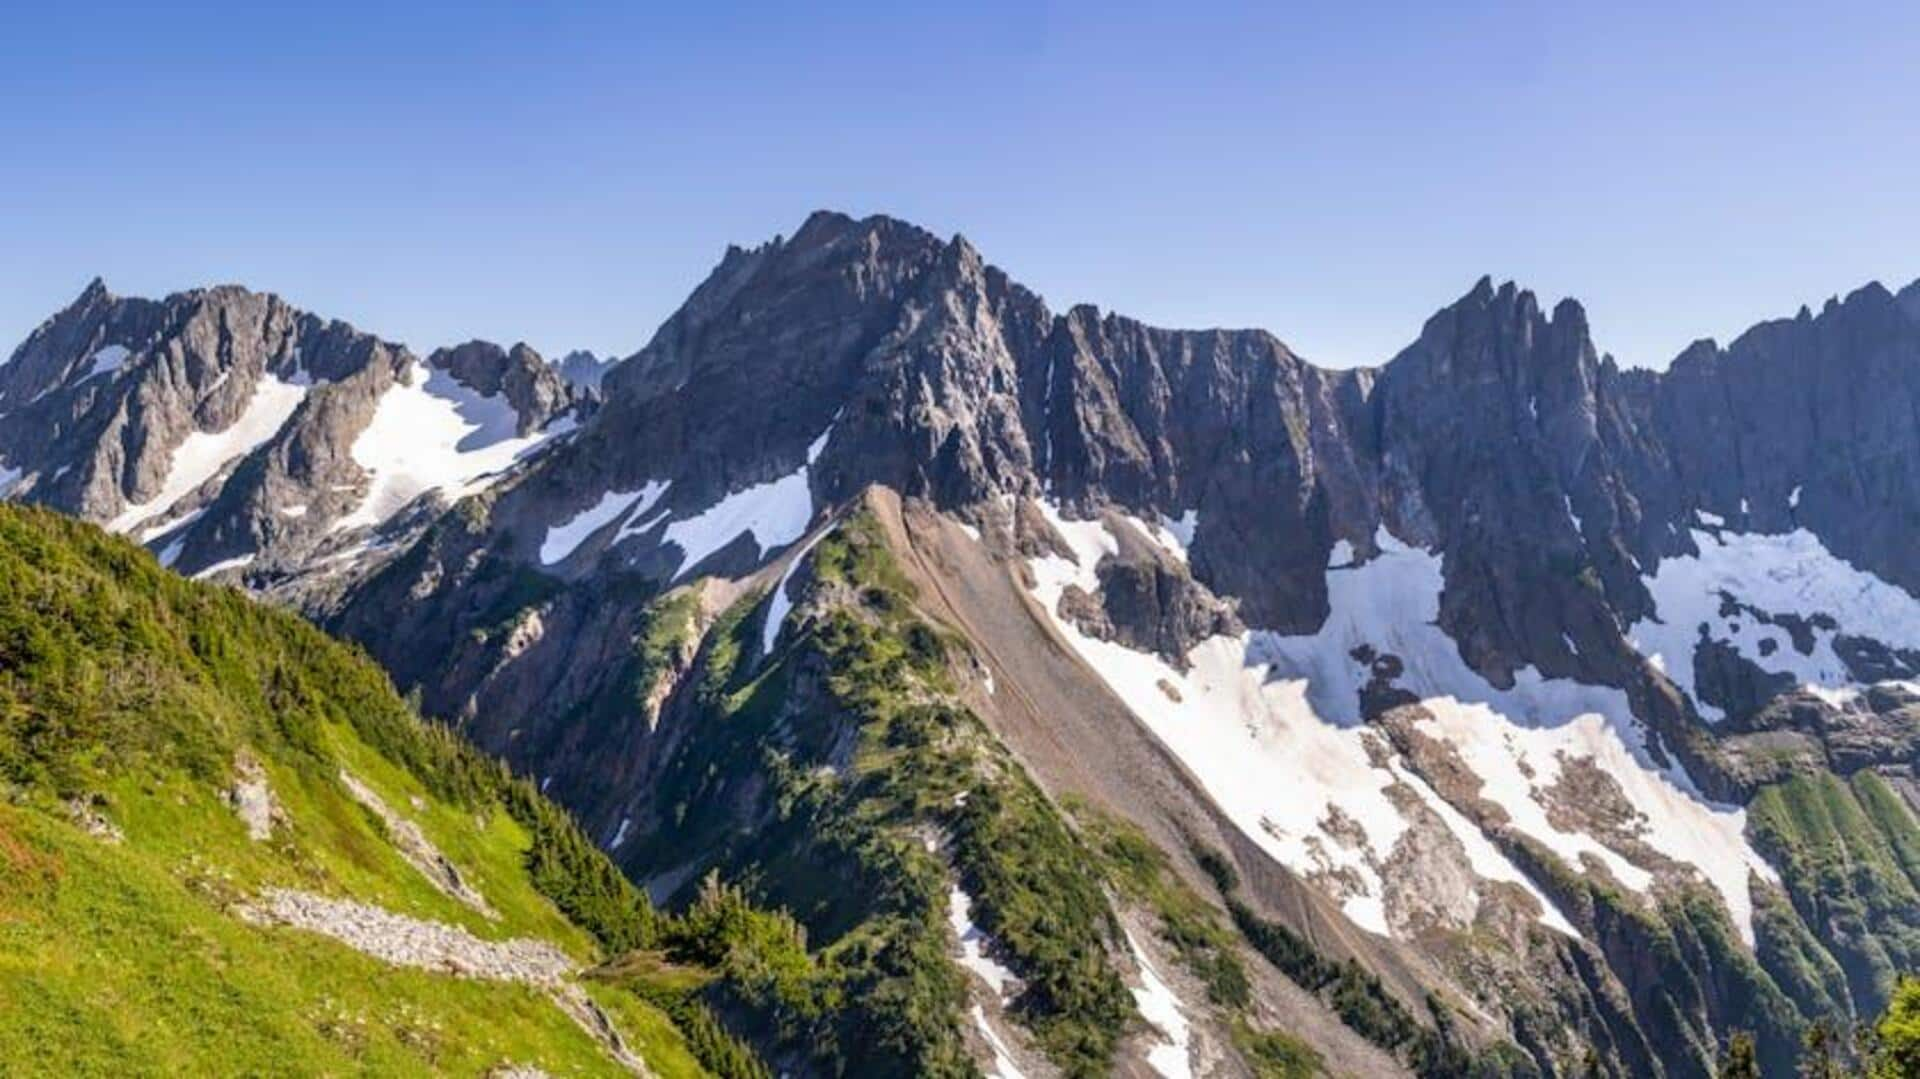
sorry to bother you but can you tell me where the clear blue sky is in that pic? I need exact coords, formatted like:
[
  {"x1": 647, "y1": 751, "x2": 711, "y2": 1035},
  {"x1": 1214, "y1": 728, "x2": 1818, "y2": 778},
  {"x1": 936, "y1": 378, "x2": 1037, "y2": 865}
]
[{"x1": 4, "y1": 2, "x2": 1917, "y2": 370}]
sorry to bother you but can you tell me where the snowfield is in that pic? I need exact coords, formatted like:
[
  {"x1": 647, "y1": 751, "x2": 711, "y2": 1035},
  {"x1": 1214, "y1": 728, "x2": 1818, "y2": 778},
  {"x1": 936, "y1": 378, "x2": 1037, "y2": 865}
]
[
  {"x1": 1629, "y1": 528, "x2": 1920, "y2": 721},
  {"x1": 85, "y1": 344, "x2": 131, "y2": 380},
  {"x1": 338, "y1": 362, "x2": 570, "y2": 531},
  {"x1": 1027, "y1": 502, "x2": 1774, "y2": 944}
]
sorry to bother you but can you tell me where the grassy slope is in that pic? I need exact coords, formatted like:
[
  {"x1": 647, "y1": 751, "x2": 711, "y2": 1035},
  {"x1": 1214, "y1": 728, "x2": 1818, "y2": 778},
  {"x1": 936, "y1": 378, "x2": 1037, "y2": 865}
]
[
  {"x1": 1748, "y1": 769, "x2": 1920, "y2": 1013},
  {"x1": 0, "y1": 504, "x2": 706, "y2": 1076}
]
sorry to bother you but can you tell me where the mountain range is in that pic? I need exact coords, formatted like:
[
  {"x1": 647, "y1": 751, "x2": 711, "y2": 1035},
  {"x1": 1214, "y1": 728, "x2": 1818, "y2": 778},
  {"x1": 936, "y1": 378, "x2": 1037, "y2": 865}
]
[{"x1": 3, "y1": 209, "x2": 1918, "y2": 1078}]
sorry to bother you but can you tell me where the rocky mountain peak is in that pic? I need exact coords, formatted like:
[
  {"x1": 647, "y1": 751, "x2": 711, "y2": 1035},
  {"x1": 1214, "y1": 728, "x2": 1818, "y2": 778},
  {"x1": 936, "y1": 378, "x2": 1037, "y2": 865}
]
[
  {"x1": 553, "y1": 349, "x2": 614, "y2": 393},
  {"x1": 1898, "y1": 277, "x2": 1920, "y2": 322},
  {"x1": 0, "y1": 279, "x2": 599, "y2": 582},
  {"x1": 70, "y1": 275, "x2": 113, "y2": 313},
  {"x1": 427, "y1": 339, "x2": 573, "y2": 435}
]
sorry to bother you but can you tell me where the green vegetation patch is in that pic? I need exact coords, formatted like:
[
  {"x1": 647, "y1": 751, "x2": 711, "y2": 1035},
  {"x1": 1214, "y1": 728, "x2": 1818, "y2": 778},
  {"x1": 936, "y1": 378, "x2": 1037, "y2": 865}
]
[
  {"x1": 1073, "y1": 801, "x2": 1250, "y2": 1009},
  {"x1": 0, "y1": 504, "x2": 716, "y2": 1075},
  {"x1": 1748, "y1": 770, "x2": 1920, "y2": 1013},
  {"x1": 623, "y1": 510, "x2": 1136, "y2": 1077}
]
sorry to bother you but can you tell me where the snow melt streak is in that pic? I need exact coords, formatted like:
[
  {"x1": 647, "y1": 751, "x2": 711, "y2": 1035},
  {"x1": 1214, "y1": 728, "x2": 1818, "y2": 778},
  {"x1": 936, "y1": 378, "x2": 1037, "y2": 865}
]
[{"x1": 1124, "y1": 929, "x2": 1192, "y2": 1079}]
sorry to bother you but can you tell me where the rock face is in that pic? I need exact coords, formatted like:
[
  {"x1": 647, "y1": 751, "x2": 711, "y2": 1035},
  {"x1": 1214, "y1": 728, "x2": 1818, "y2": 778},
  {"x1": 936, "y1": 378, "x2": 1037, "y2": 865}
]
[
  {"x1": 338, "y1": 770, "x2": 498, "y2": 917},
  {"x1": 0, "y1": 282, "x2": 586, "y2": 581},
  {"x1": 553, "y1": 349, "x2": 615, "y2": 394},
  {"x1": 10, "y1": 210, "x2": 1920, "y2": 1078},
  {"x1": 429, "y1": 340, "x2": 574, "y2": 435},
  {"x1": 225, "y1": 751, "x2": 282, "y2": 842}
]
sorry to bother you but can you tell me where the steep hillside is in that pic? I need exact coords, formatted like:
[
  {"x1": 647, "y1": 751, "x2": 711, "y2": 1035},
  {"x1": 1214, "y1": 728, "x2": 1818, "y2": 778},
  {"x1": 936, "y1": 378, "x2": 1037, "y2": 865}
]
[
  {"x1": 0, "y1": 502, "x2": 710, "y2": 1075},
  {"x1": 606, "y1": 494, "x2": 1396, "y2": 1078}
]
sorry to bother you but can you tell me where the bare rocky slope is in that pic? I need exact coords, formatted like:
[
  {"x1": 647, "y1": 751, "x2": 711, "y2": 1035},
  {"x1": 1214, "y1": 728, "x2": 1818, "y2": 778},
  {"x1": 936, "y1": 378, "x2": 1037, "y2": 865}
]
[
  {"x1": 6, "y1": 210, "x2": 1920, "y2": 1077},
  {"x1": 0, "y1": 281, "x2": 584, "y2": 581}
]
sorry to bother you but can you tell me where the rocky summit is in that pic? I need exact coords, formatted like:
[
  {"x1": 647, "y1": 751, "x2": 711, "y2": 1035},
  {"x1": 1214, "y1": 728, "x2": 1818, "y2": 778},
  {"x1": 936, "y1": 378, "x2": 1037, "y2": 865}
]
[{"x1": 5, "y1": 210, "x2": 1920, "y2": 1078}]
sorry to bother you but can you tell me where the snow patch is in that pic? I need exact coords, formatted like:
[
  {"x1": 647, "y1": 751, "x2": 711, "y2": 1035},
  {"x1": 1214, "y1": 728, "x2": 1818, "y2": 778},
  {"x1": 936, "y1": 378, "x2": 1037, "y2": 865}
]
[
  {"x1": 1029, "y1": 504, "x2": 1415, "y2": 934},
  {"x1": 111, "y1": 370, "x2": 309, "y2": 533},
  {"x1": 948, "y1": 881, "x2": 1020, "y2": 1000},
  {"x1": 1629, "y1": 528, "x2": 1920, "y2": 722},
  {"x1": 1696, "y1": 508, "x2": 1725, "y2": 527},
  {"x1": 1789, "y1": 485, "x2": 1802, "y2": 509},
  {"x1": 338, "y1": 363, "x2": 566, "y2": 530},
  {"x1": 1114, "y1": 511, "x2": 1192, "y2": 565},
  {"x1": 610, "y1": 816, "x2": 632, "y2": 850},
  {"x1": 971, "y1": 1004, "x2": 1027, "y2": 1079},
  {"x1": 540, "y1": 481, "x2": 669, "y2": 565},
  {"x1": 156, "y1": 534, "x2": 188, "y2": 568},
  {"x1": 1803, "y1": 684, "x2": 1859, "y2": 709},
  {"x1": 1257, "y1": 528, "x2": 1631, "y2": 729},
  {"x1": 1027, "y1": 504, "x2": 1772, "y2": 943},
  {"x1": 1124, "y1": 929, "x2": 1193, "y2": 1079},
  {"x1": 1328, "y1": 539, "x2": 1356, "y2": 568},
  {"x1": 1161, "y1": 510, "x2": 1199, "y2": 553},
  {"x1": 659, "y1": 422, "x2": 831, "y2": 580},
  {"x1": 86, "y1": 344, "x2": 130, "y2": 380},
  {"x1": 192, "y1": 554, "x2": 255, "y2": 580},
  {"x1": 761, "y1": 531, "x2": 825, "y2": 655},
  {"x1": 1385, "y1": 760, "x2": 1580, "y2": 936},
  {"x1": 1431, "y1": 698, "x2": 1772, "y2": 941}
]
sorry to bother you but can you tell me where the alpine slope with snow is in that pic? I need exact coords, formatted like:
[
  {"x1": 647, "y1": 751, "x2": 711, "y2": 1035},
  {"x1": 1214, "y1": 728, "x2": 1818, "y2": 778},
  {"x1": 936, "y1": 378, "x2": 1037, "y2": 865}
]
[
  {"x1": 1629, "y1": 526, "x2": 1920, "y2": 719},
  {"x1": 0, "y1": 282, "x2": 584, "y2": 582},
  {"x1": 1024, "y1": 503, "x2": 1773, "y2": 945}
]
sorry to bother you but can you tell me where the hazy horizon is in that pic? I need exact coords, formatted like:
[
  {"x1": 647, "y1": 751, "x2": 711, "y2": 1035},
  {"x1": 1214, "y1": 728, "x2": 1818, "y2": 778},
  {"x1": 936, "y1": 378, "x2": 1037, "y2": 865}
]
[{"x1": 5, "y1": 2, "x2": 1917, "y2": 370}]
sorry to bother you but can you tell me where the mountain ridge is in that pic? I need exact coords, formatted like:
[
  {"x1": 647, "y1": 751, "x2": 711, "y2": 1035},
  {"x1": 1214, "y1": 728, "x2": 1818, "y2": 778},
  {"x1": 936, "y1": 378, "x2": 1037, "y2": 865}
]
[{"x1": 5, "y1": 209, "x2": 1920, "y2": 1077}]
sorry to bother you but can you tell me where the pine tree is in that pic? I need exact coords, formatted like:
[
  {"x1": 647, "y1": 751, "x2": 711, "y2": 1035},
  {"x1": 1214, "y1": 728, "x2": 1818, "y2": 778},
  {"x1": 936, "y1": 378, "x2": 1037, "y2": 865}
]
[
  {"x1": 1868, "y1": 975, "x2": 1920, "y2": 1079},
  {"x1": 1718, "y1": 1031, "x2": 1758, "y2": 1079},
  {"x1": 1800, "y1": 1018, "x2": 1841, "y2": 1079}
]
